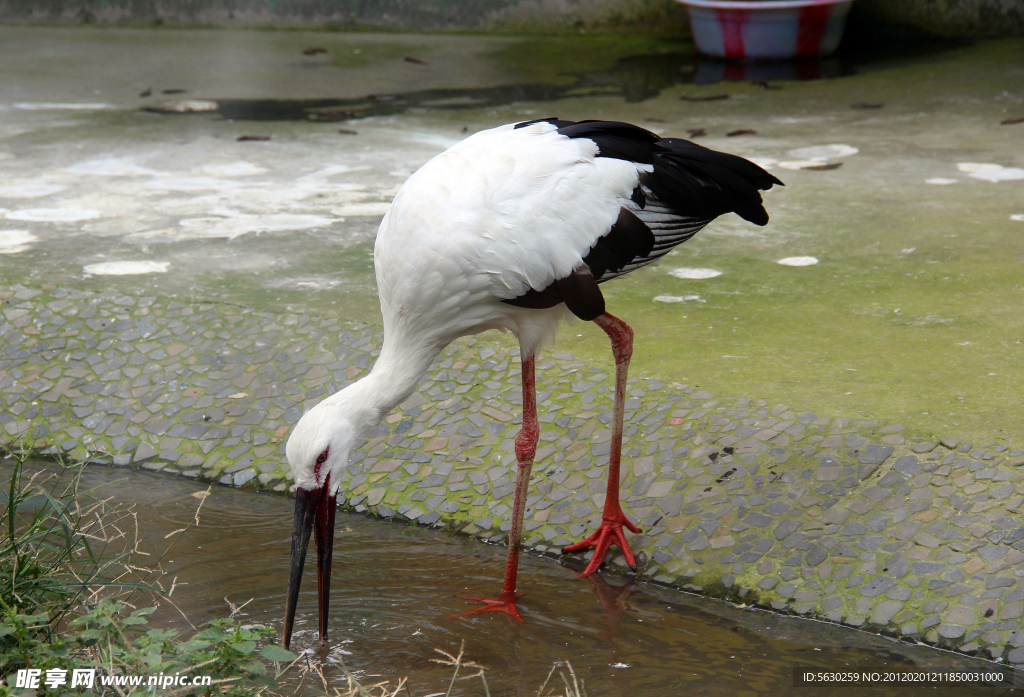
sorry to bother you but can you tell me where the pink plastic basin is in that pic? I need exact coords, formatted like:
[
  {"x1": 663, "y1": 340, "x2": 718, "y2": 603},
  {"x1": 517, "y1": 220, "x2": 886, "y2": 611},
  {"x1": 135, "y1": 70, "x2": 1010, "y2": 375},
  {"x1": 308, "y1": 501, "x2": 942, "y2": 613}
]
[{"x1": 677, "y1": 0, "x2": 854, "y2": 60}]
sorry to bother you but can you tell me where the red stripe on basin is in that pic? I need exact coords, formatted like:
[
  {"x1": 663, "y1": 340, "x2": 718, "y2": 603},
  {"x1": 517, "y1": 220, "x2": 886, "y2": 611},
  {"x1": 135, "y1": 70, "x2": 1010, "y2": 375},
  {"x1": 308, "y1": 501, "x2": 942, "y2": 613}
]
[
  {"x1": 795, "y1": 4, "x2": 831, "y2": 57},
  {"x1": 716, "y1": 9, "x2": 746, "y2": 59},
  {"x1": 724, "y1": 63, "x2": 746, "y2": 81}
]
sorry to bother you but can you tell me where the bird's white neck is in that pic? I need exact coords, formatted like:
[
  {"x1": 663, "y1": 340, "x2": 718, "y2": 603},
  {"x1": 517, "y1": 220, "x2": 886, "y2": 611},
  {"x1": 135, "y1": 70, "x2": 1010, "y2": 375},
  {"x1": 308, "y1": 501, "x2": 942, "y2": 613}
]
[
  {"x1": 286, "y1": 325, "x2": 447, "y2": 493},
  {"x1": 322, "y1": 329, "x2": 443, "y2": 435}
]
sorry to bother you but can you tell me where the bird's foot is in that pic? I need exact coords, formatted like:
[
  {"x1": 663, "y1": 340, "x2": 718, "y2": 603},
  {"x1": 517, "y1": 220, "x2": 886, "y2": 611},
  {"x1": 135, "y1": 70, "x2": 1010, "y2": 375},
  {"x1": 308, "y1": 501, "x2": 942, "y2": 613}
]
[
  {"x1": 451, "y1": 591, "x2": 524, "y2": 622},
  {"x1": 562, "y1": 514, "x2": 640, "y2": 578}
]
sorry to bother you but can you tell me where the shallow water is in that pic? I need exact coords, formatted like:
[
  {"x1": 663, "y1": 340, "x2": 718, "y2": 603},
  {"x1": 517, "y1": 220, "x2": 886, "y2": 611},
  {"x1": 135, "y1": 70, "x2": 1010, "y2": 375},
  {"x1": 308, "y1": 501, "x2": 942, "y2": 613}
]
[{"x1": 29, "y1": 462, "x2": 1014, "y2": 697}]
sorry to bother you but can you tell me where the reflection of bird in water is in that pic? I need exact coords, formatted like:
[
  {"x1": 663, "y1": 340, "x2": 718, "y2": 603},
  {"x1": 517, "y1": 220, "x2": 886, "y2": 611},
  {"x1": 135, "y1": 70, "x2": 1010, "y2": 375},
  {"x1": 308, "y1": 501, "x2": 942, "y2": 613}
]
[
  {"x1": 280, "y1": 118, "x2": 780, "y2": 646},
  {"x1": 587, "y1": 575, "x2": 636, "y2": 655}
]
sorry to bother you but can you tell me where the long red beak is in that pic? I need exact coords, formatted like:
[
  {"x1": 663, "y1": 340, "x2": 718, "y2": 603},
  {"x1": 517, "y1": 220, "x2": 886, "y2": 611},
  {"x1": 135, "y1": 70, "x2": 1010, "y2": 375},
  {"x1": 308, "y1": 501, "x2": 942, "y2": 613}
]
[{"x1": 281, "y1": 481, "x2": 335, "y2": 649}]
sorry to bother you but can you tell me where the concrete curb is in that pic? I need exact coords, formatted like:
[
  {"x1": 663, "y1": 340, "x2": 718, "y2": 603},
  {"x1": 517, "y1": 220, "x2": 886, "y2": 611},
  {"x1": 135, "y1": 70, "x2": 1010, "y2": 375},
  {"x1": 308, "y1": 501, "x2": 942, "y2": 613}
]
[{"x1": 2, "y1": 282, "x2": 1023, "y2": 666}]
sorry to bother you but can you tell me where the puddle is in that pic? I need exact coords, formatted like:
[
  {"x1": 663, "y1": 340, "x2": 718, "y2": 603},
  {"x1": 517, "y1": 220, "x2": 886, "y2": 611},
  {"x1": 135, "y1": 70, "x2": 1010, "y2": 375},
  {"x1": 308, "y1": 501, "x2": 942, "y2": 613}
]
[
  {"x1": 169, "y1": 213, "x2": 340, "y2": 241},
  {"x1": 691, "y1": 57, "x2": 846, "y2": 84},
  {"x1": 956, "y1": 163, "x2": 1024, "y2": 182},
  {"x1": 65, "y1": 158, "x2": 159, "y2": 177},
  {"x1": 669, "y1": 267, "x2": 723, "y2": 279},
  {"x1": 83, "y1": 260, "x2": 169, "y2": 275},
  {"x1": 5, "y1": 206, "x2": 104, "y2": 222},
  {"x1": 197, "y1": 161, "x2": 268, "y2": 177},
  {"x1": 788, "y1": 145, "x2": 859, "y2": 160},
  {"x1": 143, "y1": 49, "x2": 716, "y2": 121},
  {"x1": 19, "y1": 461, "x2": 1014, "y2": 696},
  {"x1": 0, "y1": 183, "x2": 65, "y2": 198},
  {"x1": 653, "y1": 294, "x2": 705, "y2": 303},
  {"x1": 144, "y1": 34, "x2": 966, "y2": 124},
  {"x1": 777, "y1": 257, "x2": 820, "y2": 267},
  {"x1": 0, "y1": 230, "x2": 37, "y2": 254},
  {"x1": 13, "y1": 102, "x2": 118, "y2": 110}
]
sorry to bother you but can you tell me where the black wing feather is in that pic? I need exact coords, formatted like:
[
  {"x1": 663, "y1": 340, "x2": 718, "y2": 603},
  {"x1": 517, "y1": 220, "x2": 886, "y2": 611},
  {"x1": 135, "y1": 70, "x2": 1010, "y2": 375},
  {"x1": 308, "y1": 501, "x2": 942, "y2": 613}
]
[
  {"x1": 506, "y1": 118, "x2": 782, "y2": 308},
  {"x1": 556, "y1": 120, "x2": 660, "y2": 164},
  {"x1": 514, "y1": 117, "x2": 577, "y2": 130},
  {"x1": 561, "y1": 122, "x2": 782, "y2": 280},
  {"x1": 585, "y1": 208, "x2": 655, "y2": 279}
]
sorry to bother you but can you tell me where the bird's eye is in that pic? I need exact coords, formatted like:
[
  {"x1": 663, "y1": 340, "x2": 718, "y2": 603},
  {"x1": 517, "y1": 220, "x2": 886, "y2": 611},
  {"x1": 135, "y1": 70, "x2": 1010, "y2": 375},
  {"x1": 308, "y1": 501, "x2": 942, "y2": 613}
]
[{"x1": 315, "y1": 448, "x2": 329, "y2": 465}]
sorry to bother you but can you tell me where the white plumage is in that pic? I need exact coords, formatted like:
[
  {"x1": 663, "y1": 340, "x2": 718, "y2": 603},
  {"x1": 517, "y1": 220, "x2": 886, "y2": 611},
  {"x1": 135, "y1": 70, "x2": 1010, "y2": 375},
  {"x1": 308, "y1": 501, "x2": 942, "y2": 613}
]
[
  {"x1": 281, "y1": 118, "x2": 781, "y2": 645},
  {"x1": 288, "y1": 122, "x2": 642, "y2": 489},
  {"x1": 376, "y1": 121, "x2": 645, "y2": 355}
]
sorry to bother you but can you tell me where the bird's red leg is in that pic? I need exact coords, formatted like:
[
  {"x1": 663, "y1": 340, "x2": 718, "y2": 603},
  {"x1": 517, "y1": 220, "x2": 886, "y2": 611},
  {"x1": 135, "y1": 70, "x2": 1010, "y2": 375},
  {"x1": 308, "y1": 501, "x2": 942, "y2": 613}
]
[
  {"x1": 562, "y1": 312, "x2": 640, "y2": 577},
  {"x1": 453, "y1": 353, "x2": 537, "y2": 621}
]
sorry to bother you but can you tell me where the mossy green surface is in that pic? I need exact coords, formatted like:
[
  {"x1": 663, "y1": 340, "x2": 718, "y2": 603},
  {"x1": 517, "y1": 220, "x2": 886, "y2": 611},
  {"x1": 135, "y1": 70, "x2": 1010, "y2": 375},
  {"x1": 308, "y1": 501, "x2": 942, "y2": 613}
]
[
  {"x1": 4, "y1": 283, "x2": 1024, "y2": 660},
  {"x1": 485, "y1": 35, "x2": 691, "y2": 84},
  {"x1": 2, "y1": 28, "x2": 1021, "y2": 448}
]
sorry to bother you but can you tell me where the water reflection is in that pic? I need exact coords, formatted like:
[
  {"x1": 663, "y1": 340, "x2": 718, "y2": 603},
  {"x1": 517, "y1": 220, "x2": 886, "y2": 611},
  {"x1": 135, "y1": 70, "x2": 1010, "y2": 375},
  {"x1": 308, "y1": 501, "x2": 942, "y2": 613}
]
[
  {"x1": 586, "y1": 575, "x2": 636, "y2": 656},
  {"x1": 692, "y1": 58, "x2": 845, "y2": 84},
  {"x1": 148, "y1": 29, "x2": 965, "y2": 125}
]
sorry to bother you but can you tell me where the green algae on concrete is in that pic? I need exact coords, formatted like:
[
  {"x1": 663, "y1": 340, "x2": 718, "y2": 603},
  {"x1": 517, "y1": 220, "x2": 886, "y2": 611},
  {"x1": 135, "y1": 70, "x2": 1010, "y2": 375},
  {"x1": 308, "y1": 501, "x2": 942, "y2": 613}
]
[
  {"x1": 3, "y1": 28, "x2": 1022, "y2": 446},
  {"x1": 4, "y1": 283, "x2": 1024, "y2": 666},
  {"x1": 0, "y1": 0, "x2": 692, "y2": 35},
  {"x1": 526, "y1": 37, "x2": 1024, "y2": 449},
  {"x1": 484, "y1": 35, "x2": 691, "y2": 85}
]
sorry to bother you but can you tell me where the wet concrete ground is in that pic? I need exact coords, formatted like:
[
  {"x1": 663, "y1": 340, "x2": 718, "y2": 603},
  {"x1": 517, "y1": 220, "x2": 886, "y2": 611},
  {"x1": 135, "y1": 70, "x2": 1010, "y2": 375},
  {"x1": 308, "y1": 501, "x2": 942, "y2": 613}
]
[
  {"x1": 1, "y1": 27, "x2": 1022, "y2": 445},
  {"x1": 2, "y1": 24, "x2": 1024, "y2": 682}
]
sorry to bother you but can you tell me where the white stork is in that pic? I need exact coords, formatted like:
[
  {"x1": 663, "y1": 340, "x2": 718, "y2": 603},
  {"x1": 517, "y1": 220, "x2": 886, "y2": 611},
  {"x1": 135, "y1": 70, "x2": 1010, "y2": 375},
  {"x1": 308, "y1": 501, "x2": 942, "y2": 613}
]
[{"x1": 281, "y1": 118, "x2": 782, "y2": 646}]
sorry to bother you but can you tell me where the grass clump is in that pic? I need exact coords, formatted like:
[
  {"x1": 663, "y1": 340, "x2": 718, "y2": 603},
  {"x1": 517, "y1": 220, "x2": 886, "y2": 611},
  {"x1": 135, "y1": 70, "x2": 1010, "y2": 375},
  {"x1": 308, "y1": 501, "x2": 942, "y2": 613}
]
[
  {"x1": 0, "y1": 448, "x2": 301, "y2": 695},
  {"x1": 0, "y1": 452, "x2": 142, "y2": 630},
  {"x1": 0, "y1": 602, "x2": 291, "y2": 695}
]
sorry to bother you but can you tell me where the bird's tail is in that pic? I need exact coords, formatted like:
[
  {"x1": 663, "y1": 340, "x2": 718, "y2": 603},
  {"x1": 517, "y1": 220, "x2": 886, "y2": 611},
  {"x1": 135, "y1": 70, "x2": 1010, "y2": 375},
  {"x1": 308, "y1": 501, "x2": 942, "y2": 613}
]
[
  {"x1": 537, "y1": 118, "x2": 783, "y2": 226},
  {"x1": 650, "y1": 137, "x2": 784, "y2": 227}
]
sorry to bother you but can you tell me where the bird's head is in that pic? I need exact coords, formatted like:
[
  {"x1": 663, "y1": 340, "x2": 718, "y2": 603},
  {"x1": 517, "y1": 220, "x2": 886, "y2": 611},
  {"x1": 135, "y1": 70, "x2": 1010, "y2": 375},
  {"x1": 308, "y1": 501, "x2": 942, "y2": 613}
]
[
  {"x1": 284, "y1": 401, "x2": 358, "y2": 495},
  {"x1": 281, "y1": 397, "x2": 374, "y2": 650}
]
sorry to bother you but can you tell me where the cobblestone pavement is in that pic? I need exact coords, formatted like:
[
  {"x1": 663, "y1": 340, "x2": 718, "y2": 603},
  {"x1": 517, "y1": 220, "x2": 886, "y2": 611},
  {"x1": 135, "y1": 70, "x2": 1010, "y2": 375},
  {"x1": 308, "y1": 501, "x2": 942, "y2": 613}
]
[{"x1": 3, "y1": 282, "x2": 1024, "y2": 668}]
